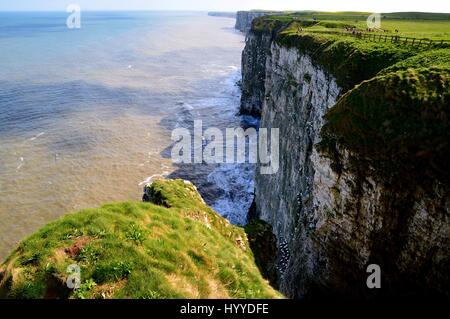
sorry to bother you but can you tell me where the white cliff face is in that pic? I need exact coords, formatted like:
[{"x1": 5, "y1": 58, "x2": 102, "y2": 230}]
[
  {"x1": 240, "y1": 32, "x2": 273, "y2": 115},
  {"x1": 254, "y1": 44, "x2": 344, "y2": 295},
  {"x1": 256, "y1": 43, "x2": 341, "y2": 249},
  {"x1": 294, "y1": 145, "x2": 450, "y2": 298},
  {"x1": 244, "y1": 36, "x2": 450, "y2": 297}
]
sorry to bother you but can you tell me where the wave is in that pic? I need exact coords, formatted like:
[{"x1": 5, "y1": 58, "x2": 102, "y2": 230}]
[{"x1": 207, "y1": 163, "x2": 255, "y2": 225}]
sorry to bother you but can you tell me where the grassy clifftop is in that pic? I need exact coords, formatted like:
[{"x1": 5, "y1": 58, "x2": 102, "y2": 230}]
[
  {"x1": 254, "y1": 11, "x2": 450, "y2": 39},
  {"x1": 252, "y1": 14, "x2": 449, "y2": 90},
  {"x1": 251, "y1": 13, "x2": 450, "y2": 186},
  {"x1": 0, "y1": 180, "x2": 282, "y2": 299},
  {"x1": 320, "y1": 67, "x2": 450, "y2": 187}
]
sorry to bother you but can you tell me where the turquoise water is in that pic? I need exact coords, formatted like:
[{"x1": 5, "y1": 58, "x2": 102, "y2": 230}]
[{"x1": 0, "y1": 12, "x2": 252, "y2": 261}]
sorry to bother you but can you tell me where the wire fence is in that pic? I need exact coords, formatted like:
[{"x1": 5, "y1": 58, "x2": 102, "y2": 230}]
[
  {"x1": 350, "y1": 32, "x2": 450, "y2": 48},
  {"x1": 295, "y1": 23, "x2": 450, "y2": 48}
]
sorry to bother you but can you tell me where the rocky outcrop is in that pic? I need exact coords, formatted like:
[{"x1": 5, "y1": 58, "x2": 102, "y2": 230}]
[
  {"x1": 235, "y1": 11, "x2": 276, "y2": 33},
  {"x1": 242, "y1": 19, "x2": 450, "y2": 298}
]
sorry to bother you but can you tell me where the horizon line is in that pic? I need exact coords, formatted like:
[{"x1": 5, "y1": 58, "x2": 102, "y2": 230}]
[{"x1": 0, "y1": 9, "x2": 449, "y2": 14}]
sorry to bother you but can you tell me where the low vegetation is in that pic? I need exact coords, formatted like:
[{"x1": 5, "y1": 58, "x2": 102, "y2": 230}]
[
  {"x1": 253, "y1": 12, "x2": 449, "y2": 90},
  {"x1": 256, "y1": 11, "x2": 450, "y2": 39},
  {"x1": 320, "y1": 67, "x2": 450, "y2": 188},
  {"x1": 0, "y1": 180, "x2": 283, "y2": 299},
  {"x1": 252, "y1": 12, "x2": 450, "y2": 188}
]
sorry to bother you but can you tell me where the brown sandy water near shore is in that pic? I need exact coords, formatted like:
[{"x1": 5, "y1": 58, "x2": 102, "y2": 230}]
[
  {"x1": 0, "y1": 13, "x2": 248, "y2": 261},
  {"x1": 0, "y1": 111, "x2": 175, "y2": 259}
]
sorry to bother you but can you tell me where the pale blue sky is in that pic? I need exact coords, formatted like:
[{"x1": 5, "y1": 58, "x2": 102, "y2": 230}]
[{"x1": 0, "y1": 0, "x2": 449, "y2": 13}]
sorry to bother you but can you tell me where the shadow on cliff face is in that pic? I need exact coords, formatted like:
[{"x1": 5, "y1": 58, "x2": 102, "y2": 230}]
[{"x1": 244, "y1": 218, "x2": 279, "y2": 288}]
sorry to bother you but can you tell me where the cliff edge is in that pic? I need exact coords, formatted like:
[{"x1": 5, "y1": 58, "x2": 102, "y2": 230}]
[
  {"x1": 241, "y1": 14, "x2": 450, "y2": 298},
  {"x1": 235, "y1": 11, "x2": 278, "y2": 33},
  {"x1": 0, "y1": 180, "x2": 282, "y2": 299}
]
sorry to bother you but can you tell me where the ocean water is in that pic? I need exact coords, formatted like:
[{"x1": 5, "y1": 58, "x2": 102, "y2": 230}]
[{"x1": 0, "y1": 11, "x2": 255, "y2": 261}]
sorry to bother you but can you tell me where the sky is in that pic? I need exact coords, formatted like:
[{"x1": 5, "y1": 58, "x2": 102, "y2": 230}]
[{"x1": 0, "y1": 0, "x2": 449, "y2": 13}]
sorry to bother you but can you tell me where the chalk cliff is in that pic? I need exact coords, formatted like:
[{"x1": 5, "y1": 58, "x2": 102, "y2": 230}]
[
  {"x1": 241, "y1": 15, "x2": 450, "y2": 298},
  {"x1": 235, "y1": 11, "x2": 277, "y2": 33}
]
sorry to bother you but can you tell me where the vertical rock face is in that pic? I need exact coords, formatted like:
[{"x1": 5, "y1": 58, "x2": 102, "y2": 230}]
[
  {"x1": 255, "y1": 44, "x2": 341, "y2": 248},
  {"x1": 254, "y1": 43, "x2": 344, "y2": 295},
  {"x1": 242, "y1": 28, "x2": 450, "y2": 298},
  {"x1": 240, "y1": 32, "x2": 273, "y2": 115},
  {"x1": 235, "y1": 11, "x2": 275, "y2": 33}
]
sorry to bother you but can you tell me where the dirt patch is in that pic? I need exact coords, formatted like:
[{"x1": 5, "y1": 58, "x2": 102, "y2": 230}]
[
  {"x1": 206, "y1": 277, "x2": 230, "y2": 299},
  {"x1": 166, "y1": 274, "x2": 200, "y2": 298},
  {"x1": 64, "y1": 236, "x2": 90, "y2": 258},
  {"x1": 11, "y1": 267, "x2": 23, "y2": 284},
  {"x1": 53, "y1": 248, "x2": 67, "y2": 264}
]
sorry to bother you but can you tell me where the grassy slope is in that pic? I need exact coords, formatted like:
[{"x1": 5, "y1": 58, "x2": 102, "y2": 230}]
[{"x1": 0, "y1": 180, "x2": 282, "y2": 299}]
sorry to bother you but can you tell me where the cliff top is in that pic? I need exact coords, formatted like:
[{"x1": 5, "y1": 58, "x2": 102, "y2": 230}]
[
  {"x1": 252, "y1": 11, "x2": 450, "y2": 39},
  {"x1": 251, "y1": 14, "x2": 450, "y2": 90},
  {"x1": 0, "y1": 179, "x2": 282, "y2": 299},
  {"x1": 320, "y1": 67, "x2": 450, "y2": 188},
  {"x1": 249, "y1": 13, "x2": 450, "y2": 190}
]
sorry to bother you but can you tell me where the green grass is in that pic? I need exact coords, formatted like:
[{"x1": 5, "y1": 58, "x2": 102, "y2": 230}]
[
  {"x1": 380, "y1": 48, "x2": 450, "y2": 73},
  {"x1": 251, "y1": 12, "x2": 449, "y2": 92},
  {"x1": 277, "y1": 24, "x2": 419, "y2": 90},
  {"x1": 0, "y1": 180, "x2": 283, "y2": 299},
  {"x1": 250, "y1": 12, "x2": 450, "y2": 193},
  {"x1": 255, "y1": 11, "x2": 450, "y2": 39},
  {"x1": 319, "y1": 68, "x2": 450, "y2": 188},
  {"x1": 379, "y1": 20, "x2": 450, "y2": 40}
]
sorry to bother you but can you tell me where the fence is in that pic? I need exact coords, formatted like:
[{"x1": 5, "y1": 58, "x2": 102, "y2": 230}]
[
  {"x1": 301, "y1": 26, "x2": 450, "y2": 48},
  {"x1": 351, "y1": 32, "x2": 450, "y2": 48}
]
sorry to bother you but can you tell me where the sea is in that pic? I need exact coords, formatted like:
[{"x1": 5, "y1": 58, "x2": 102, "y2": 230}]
[{"x1": 0, "y1": 11, "x2": 256, "y2": 261}]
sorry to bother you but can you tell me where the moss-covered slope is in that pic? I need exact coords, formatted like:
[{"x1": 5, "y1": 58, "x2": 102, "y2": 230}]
[
  {"x1": 0, "y1": 180, "x2": 282, "y2": 299},
  {"x1": 320, "y1": 67, "x2": 450, "y2": 186},
  {"x1": 251, "y1": 14, "x2": 450, "y2": 186}
]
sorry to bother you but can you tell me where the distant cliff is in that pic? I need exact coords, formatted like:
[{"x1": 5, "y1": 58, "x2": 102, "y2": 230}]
[
  {"x1": 241, "y1": 16, "x2": 450, "y2": 298},
  {"x1": 208, "y1": 12, "x2": 236, "y2": 19},
  {"x1": 235, "y1": 11, "x2": 278, "y2": 33}
]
